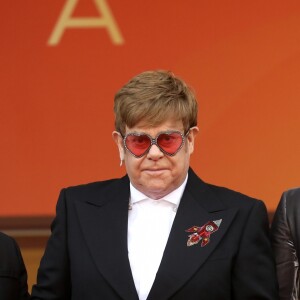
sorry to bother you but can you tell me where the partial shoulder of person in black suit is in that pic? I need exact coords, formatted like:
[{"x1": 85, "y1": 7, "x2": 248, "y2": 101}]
[
  {"x1": 0, "y1": 232, "x2": 30, "y2": 300},
  {"x1": 271, "y1": 187, "x2": 300, "y2": 300}
]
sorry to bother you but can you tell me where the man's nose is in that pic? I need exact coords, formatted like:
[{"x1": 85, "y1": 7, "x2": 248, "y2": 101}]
[{"x1": 146, "y1": 144, "x2": 164, "y2": 160}]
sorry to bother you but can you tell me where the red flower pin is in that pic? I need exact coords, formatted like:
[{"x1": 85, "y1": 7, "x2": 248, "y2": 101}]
[{"x1": 185, "y1": 219, "x2": 222, "y2": 247}]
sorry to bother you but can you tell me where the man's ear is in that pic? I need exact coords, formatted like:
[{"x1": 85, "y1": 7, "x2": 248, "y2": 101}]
[
  {"x1": 187, "y1": 126, "x2": 199, "y2": 154},
  {"x1": 112, "y1": 131, "x2": 125, "y2": 163}
]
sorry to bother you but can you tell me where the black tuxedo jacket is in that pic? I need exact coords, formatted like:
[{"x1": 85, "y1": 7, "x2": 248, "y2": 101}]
[
  {"x1": 271, "y1": 188, "x2": 300, "y2": 300},
  {"x1": 0, "y1": 232, "x2": 30, "y2": 300},
  {"x1": 31, "y1": 169, "x2": 278, "y2": 300}
]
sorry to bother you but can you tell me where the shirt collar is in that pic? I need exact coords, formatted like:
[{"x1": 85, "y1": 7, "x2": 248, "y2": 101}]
[{"x1": 130, "y1": 174, "x2": 188, "y2": 208}]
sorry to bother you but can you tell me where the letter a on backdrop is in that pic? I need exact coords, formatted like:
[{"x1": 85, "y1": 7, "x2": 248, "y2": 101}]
[{"x1": 48, "y1": 0, "x2": 124, "y2": 46}]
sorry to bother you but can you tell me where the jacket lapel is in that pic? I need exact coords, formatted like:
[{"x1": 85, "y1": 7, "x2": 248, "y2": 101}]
[
  {"x1": 147, "y1": 169, "x2": 238, "y2": 300},
  {"x1": 74, "y1": 176, "x2": 139, "y2": 300}
]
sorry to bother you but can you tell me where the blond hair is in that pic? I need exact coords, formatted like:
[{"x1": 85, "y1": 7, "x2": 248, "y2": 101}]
[{"x1": 114, "y1": 70, "x2": 198, "y2": 134}]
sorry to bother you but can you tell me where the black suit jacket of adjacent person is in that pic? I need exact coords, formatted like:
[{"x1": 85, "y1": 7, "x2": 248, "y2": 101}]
[
  {"x1": 271, "y1": 187, "x2": 300, "y2": 300},
  {"x1": 31, "y1": 168, "x2": 278, "y2": 300},
  {"x1": 0, "y1": 232, "x2": 30, "y2": 300}
]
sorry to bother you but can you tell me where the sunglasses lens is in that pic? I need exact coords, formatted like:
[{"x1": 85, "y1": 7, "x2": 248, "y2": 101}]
[
  {"x1": 157, "y1": 132, "x2": 183, "y2": 154},
  {"x1": 125, "y1": 134, "x2": 151, "y2": 157}
]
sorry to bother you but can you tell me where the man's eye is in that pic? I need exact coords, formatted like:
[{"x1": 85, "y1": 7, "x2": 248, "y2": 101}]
[{"x1": 135, "y1": 136, "x2": 148, "y2": 143}]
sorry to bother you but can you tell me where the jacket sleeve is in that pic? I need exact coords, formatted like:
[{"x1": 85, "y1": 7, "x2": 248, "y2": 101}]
[
  {"x1": 31, "y1": 189, "x2": 71, "y2": 300},
  {"x1": 232, "y1": 200, "x2": 279, "y2": 299},
  {"x1": 271, "y1": 191, "x2": 299, "y2": 300}
]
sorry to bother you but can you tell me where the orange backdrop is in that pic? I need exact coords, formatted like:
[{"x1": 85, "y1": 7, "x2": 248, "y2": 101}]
[{"x1": 1, "y1": 0, "x2": 300, "y2": 216}]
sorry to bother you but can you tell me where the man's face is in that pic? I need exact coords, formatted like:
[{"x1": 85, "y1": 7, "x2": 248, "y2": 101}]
[{"x1": 113, "y1": 119, "x2": 198, "y2": 199}]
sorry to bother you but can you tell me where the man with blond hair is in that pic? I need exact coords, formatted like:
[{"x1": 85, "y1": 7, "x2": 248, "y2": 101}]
[{"x1": 31, "y1": 70, "x2": 278, "y2": 299}]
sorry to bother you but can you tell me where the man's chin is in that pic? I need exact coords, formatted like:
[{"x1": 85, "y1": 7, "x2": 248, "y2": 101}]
[{"x1": 138, "y1": 181, "x2": 171, "y2": 199}]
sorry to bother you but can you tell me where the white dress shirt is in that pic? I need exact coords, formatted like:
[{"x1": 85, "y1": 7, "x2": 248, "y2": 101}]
[{"x1": 127, "y1": 175, "x2": 188, "y2": 300}]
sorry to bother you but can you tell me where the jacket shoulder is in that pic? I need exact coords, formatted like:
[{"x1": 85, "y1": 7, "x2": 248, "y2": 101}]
[
  {"x1": 206, "y1": 183, "x2": 262, "y2": 208},
  {"x1": 65, "y1": 177, "x2": 122, "y2": 193},
  {"x1": 0, "y1": 232, "x2": 18, "y2": 250},
  {"x1": 282, "y1": 187, "x2": 300, "y2": 205},
  {"x1": 188, "y1": 168, "x2": 262, "y2": 209},
  {"x1": 280, "y1": 187, "x2": 300, "y2": 225},
  {"x1": 58, "y1": 176, "x2": 129, "y2": 206},
  {"x1": 0, "y1": 232, "x2": 23, "y2": 271}
]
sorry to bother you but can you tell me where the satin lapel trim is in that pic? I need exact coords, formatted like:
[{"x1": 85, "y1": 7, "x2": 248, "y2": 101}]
[
  {"x1": 147, "y1": 190, "x2": 238, "y2": 300},
  {"x1": 74, "y1": 179, "x2": 139, "y2": 300}
]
